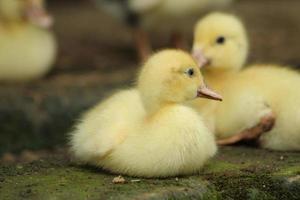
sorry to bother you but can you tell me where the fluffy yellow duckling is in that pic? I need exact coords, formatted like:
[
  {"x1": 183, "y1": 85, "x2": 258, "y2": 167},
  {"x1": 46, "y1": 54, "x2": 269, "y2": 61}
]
[
  {"x1": 70, "y1": 49, "x2": 222, "y2": 177},
  {"x1": 192, "y1": 12, "x2": 300, "y2": 151},
  {"x1": 95, "y1": 0, "x2": 232, "y2": 61},
  {"x1": 0, "y1": 0, "x2": 56, "y2": 81}
]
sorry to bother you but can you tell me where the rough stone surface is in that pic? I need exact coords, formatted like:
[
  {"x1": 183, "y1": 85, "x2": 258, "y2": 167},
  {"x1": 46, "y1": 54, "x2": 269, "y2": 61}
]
[
  {"x1": 0, "y1": 71, "x2": 135, "y2": 154},
  {"x1": 0, "y1": 147, "x2": 299, "y2": 200}
]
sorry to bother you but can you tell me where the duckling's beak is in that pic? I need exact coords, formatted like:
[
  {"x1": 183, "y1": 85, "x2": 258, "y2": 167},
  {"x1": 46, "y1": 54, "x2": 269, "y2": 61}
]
[
  {"x1": 192, "y1": 48, "x2": 209, "y2": 68},
  {"x1": 25, "y1": 3, "x2": 53, "y2": 28},
  {"x1": 197, "y1": 85, "x2": 223, "y2": 101}
]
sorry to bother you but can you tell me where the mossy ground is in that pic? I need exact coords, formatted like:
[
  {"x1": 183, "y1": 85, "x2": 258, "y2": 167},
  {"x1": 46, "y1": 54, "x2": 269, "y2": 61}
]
[{"x1": 1, "y1": 146, "x2": 299, "y2": 200}]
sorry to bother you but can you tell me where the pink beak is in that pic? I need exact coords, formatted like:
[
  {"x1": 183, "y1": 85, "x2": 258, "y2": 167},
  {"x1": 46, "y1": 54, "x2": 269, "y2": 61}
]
[
  {"x1": 192, "y1": 48, "x2": 209, "y2": 68},
  {"x1": 197, "y1": 85, "x2": 223, "y2": 101},
  {"x1": 25, "y1": 4, "x2": 53, "y2": 28}
]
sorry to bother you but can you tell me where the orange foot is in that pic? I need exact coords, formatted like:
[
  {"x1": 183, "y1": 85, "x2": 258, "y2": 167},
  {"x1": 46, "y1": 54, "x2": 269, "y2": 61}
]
[{"x1": 217, "y1": 112, "x2": 276, "y2": 145}]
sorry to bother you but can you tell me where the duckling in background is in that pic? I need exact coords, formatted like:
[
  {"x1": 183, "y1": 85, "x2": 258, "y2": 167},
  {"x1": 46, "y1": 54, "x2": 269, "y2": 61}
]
[
  {"x1": 0, "y1": 0, "x2": 56, "y2": 81},
  {"x1": 70, "y1": 49, "x2": 222, "y2": 177},
  {"x1": 94, "y1": 0, "x2": 232, "y2": 61},
  {"x1": 192, "y1": 12, "x2": 300, "y2": 151}
]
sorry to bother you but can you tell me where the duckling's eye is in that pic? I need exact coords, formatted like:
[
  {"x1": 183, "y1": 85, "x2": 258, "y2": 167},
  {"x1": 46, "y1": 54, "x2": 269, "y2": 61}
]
[
  {"x1": 185, "y1": 68, "x2": 194, "y2": 77},
  {"x1": 216, "y1": 36, "x2": 226, "y2": 45}
]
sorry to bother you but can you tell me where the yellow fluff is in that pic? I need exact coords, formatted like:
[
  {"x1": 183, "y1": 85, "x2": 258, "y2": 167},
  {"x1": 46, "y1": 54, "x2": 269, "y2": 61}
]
[
  {"x1": 70, "y1": 49, "x2": 221, "y2": 177},
  {"x1": 0, "y1": 0, "x2": 56, "y2": 81},
  {"x1": 191, "y1": 12, "x2": 300, "y2": 151}
]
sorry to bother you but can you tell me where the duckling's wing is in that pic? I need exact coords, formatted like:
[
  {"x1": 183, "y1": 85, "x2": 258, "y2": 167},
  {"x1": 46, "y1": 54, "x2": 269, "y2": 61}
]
[{"x1": 70, "y1": 89, "x2": 144, "y2": 163}]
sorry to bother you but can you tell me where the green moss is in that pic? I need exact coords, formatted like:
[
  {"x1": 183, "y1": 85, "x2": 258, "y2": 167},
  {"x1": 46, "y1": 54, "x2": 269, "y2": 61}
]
[
  {"x1": 246, "y1": 188, "x2": 276, "y2": 200},
  {"x1": 0, "y1": 163, "x2": 214, "y2": 200},
  {"x1": 206, "y1": 171, "x2": 300, "y2": 200},
  {"x1": 203, "y1": 161, "x2": 246, "y2": 174},
  {"x1": 274, "y1": 166, "x2": 300, "y2": 177},
  {"x1": 1, "y1": 147, "x2": 299, "y2": 200}
]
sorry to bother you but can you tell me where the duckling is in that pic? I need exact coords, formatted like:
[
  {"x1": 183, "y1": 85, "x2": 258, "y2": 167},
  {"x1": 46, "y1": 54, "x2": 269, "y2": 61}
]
[
  {"x1": 94, "y1": 0, "x2": 232, "y2": 61},
  {"x1": 0, "y1": 0, "x2": 56, "y2": 81},
  {"x1": 192, "y1": 12, "x2": 300, "y2": 151},
  {"x1": 70, "y1": 49, "x2": 222, "y2": 177}
]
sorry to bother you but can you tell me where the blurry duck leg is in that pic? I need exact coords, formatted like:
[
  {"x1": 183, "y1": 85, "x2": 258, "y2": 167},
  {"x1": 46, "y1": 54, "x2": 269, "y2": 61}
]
[
  {"x1": 170, "y1": 31, "x2": 187, "y2": 50},
  {"x1": 133, "y1": 28, "x2": 151, "y2": 62},
  {"x1": 217, "y1": 112, "x2": 275, "y2": 145}
]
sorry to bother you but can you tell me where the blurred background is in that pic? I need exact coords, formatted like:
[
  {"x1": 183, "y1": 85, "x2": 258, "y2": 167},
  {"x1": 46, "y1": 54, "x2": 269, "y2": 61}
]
[{"x1": 1, "y1": 0, "x2": 300, "y2": 163}]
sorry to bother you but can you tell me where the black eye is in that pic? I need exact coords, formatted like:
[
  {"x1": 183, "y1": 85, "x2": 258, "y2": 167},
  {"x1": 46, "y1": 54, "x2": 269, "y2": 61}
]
[
  {"x1": 216, "y1": 36, "x2": 226, "y2": 44},
  {"x1": 185, "y1": 68, "x2": 194, "y2": 77}
]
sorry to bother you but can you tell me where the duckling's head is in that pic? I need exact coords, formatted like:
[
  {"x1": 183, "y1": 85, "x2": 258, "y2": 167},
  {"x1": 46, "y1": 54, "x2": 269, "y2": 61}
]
[
  {"x1": 138, "y1": 49, "x2": 222, "y2": 112},
  {"x1": 0, "y1": 0, "x2": 52, "y2": 28},
  {"x1": 192, "y1": 12, "x2": 248, "y2": 72}
]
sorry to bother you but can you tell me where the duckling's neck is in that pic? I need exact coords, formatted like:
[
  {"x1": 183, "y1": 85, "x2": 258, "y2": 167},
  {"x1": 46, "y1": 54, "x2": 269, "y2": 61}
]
[
  {"x1": 144, "y1": 101, "x2": 177, "y2": 122},
  {"x1": 202, "y1": 67, "x2": 238, "y2": 89},
  {"x1": 203, "y1": 67, "x2": 238, "y2": 75},
  {"x1": 140, "y1": 92, "x2": 177, "y2": 117}
]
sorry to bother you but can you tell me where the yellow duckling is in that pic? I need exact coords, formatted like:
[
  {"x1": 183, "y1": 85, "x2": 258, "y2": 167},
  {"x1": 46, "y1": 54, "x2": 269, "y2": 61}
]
[
  {"x1": 192, "y1": 12, "x2": 300, "y2": 151},
  {"x1": 70, "y1": 49, "x2": 222, "y2": 177},
  {"x1": 0, "y1": 0, "x2": 56, "y2": 81}
]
